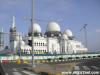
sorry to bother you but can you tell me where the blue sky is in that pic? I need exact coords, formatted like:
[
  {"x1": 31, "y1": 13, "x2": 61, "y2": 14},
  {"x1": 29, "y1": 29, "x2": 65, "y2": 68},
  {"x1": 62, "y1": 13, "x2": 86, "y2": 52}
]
[{"x1": 0, "y1": 0, "x2": 100, "y2": 51}]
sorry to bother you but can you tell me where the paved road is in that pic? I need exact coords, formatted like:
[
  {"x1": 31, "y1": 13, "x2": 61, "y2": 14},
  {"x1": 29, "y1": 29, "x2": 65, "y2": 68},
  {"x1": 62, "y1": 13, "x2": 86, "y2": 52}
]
[
  {"x1": 76, "y1": 58, "x2": 100, "y2": 71},
  {"x1": 72, "y1": 58, "x2": 100, "y2": 75},
  {"x1": 74, "y1": 65, "x2": 100, "y2": 71},
  {"x1": 0, "y1": 63, "x2": 38, "y2": 75},
  {"x1": 0, "y1": 58, "x2": 100, "y2": 75}
]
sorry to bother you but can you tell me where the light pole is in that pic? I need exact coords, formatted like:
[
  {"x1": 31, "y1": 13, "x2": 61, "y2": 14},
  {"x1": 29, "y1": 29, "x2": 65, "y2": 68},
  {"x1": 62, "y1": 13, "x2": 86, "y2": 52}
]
[
  {"x1": 31, "y1": 0, "x2": 35, "y2": 68},
  {"x1": 18, "y1": 34, "x2": 21, "y2": 59}
]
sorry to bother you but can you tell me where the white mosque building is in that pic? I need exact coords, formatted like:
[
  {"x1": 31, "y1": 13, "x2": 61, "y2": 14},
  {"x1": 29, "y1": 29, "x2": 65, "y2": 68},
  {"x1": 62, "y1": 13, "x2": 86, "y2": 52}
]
[{"x1": 9, "y1": 16, "x2": 87, "y2": 55}]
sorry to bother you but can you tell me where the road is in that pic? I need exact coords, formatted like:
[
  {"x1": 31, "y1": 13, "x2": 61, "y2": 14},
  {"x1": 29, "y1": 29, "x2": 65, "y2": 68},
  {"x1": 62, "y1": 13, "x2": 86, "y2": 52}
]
[
  {"x1": 0, "y1": 58, "x2": 100, "y2": 75},
  {"x1": 0, "y1": 63, "x2": 38, "y2": 75},
  {"x1": 74, "y1": 58, "x2": 100, "y2": 71},
  {"x1": 72, "y1": 58, "x2": 100, "y2": 75}
]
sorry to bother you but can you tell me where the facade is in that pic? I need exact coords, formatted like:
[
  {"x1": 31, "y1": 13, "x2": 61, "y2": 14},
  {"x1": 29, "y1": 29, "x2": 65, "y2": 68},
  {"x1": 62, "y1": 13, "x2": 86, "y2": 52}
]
[{"x1": 9, "y1": 16, "x2": 87, "y2": 55}]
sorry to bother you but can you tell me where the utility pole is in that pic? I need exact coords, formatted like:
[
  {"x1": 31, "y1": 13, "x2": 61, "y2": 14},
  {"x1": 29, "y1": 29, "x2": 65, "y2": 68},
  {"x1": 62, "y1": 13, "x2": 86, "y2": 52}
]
[
  {"x1": 23, "y1": 0, "x2": 35, "y2": 67},
  {"x1": 80, "y1": 24, "x2": 88, "y2": 48},
  {"x1": 31, "y1": 0, "x2": 35, "y2": 68},
  {"x1": 18, "y1": 34, "x2": 21, "y2": 59}
]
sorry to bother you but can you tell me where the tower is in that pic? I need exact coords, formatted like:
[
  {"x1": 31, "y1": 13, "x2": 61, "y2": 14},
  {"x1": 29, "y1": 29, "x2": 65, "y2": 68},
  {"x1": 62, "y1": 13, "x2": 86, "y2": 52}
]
[
  {"x1": 10, "y1": 16, "x2": 17, "y2": 42},
  {"x1": 9, "y1": 16, "x2": 18, "y2": 52}
]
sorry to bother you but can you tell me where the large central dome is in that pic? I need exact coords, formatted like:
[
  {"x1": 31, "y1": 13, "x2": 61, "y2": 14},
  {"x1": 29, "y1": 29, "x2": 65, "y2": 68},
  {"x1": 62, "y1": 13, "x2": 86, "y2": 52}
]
[{"x1": 46, "y1": 21, "x2": 60, "y2": 32}]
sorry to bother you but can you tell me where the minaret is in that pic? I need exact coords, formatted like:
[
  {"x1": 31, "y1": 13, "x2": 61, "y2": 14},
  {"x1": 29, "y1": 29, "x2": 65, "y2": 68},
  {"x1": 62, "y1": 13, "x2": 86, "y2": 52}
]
[
  {"x1": 9, "y1": 16, "x2": 18, "y2": 53},
  {"x1": 10, "y1": 16, "x2": 17, "y2": 42},
  {"x1": 10, "y1": 16, "x2": 16, "y2": 32}
]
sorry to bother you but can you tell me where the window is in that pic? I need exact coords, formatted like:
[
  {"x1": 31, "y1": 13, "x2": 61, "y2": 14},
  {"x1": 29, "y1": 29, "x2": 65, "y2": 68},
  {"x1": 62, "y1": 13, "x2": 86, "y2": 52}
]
[
  {"x1": 43, "y1": 43, "x2": 45, "y2": 46},
  {"x1": 37, "y1": 43, "x2": 38, "y2": 46},
  {"x1": 39, "y1": 43, "x2": 40, "y2": 46},
  {"x1": 41, "y1": 43, "x2": 42, "y2": 46},
  {"x1": 34, "y1": 42, "x2": 36, "y2": 46}
]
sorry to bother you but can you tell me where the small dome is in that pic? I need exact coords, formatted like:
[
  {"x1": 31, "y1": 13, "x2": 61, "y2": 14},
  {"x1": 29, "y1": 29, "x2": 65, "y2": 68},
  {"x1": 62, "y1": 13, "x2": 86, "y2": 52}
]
[
  {"x1": 64, "y1": 29, "x2": 73, "y2": 37},
  {"x1": 29, "y1": 23, "x2": 41, "y2": 33},
  {"x1": 46, "y1": 21, "x2": 60, "y2": 32},
  {"x1": 62, "y1": 34, "x2": 68, "y2": 39}
]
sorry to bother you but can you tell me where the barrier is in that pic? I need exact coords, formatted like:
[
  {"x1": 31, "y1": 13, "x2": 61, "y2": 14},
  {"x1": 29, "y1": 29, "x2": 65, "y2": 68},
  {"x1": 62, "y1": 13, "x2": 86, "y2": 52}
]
[
  {"x1": 2, "y1": 59, "x2": 9, "y2": 64},
  {"x1": 0, "y1": 53, "x2": 100, "y2": 63},
  {"x1": 23, "y1": 59, "x2": 28, "y2": 64},
  {"x1": 16, "y1": 59, "x2": 21, "y2": 64}
]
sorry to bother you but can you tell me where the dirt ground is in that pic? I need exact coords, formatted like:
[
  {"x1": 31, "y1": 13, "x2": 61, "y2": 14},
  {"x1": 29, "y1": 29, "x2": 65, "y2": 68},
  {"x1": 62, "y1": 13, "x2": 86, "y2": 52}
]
[{"x1": 27, "y1": 62, "x2": 76, "y2": 75}]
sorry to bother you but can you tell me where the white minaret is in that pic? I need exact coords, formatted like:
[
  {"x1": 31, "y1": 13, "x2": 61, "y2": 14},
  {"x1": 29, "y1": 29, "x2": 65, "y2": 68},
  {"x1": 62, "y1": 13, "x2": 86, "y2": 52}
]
[
  {"x1": 10, "y1": 16, "x2": 17, "y2": 41},
  {"x1": 9, "y1": 16, "x2": 18, "y2": 53},
  {"x1": 12, "y1": 16, "x2": 16, "y2": 28}
]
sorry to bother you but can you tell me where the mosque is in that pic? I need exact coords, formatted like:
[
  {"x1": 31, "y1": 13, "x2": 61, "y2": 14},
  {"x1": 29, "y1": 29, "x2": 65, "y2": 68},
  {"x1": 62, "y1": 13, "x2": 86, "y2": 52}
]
[{"x1": 0, "y1": 16, "x2": 88, "y2": 55}]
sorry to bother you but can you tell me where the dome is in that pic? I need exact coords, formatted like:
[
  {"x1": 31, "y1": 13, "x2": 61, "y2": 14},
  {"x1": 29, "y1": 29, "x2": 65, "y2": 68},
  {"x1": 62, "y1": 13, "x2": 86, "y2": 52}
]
[
  {"x1": 46, "y1": 21, "x2": 60, "y2": 32},
  {"x1": 29, "y1": 23, "x2": 41, "y2": 33},
  {"x1": 64, "y1": 29, "x2": 73, "y2": 37},
  {"x1": 62, "y1": 34, "x2": 68, "y2": 39}
]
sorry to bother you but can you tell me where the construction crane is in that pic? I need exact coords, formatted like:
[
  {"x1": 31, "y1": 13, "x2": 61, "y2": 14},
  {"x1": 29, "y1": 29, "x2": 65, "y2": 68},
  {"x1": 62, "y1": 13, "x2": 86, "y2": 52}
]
[
  {"x1": 0, "y1": 28, "x2": 4, "y2": 50},
  {"x1": 80, "y1": 24, "x2": 88, "y2": 48}
]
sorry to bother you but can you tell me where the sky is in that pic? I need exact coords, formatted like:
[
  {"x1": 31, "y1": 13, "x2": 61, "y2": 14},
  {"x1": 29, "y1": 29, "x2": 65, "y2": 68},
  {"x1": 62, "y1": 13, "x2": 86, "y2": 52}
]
[{"x1": 0, "y1": 0, "x2": 100, "y2": 52}]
